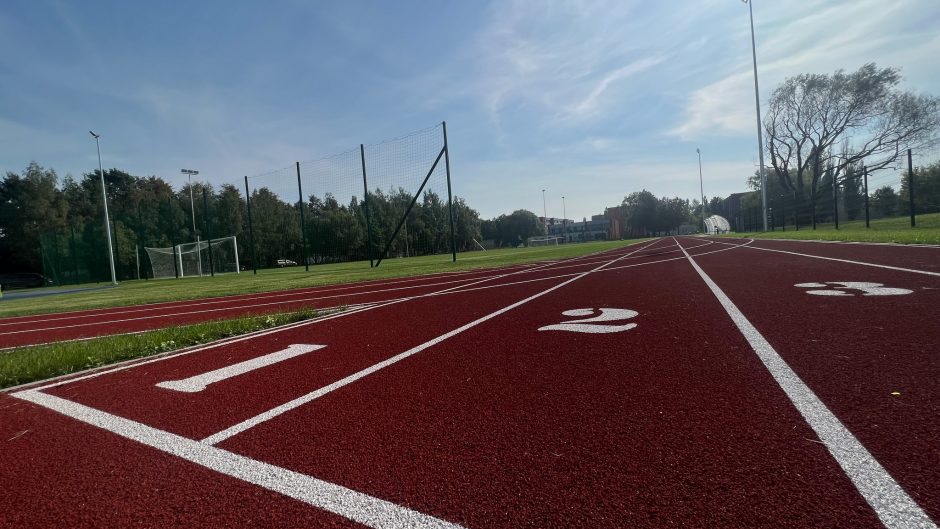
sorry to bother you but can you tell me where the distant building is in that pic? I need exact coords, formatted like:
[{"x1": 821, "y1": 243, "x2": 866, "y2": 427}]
[{"x1": 539, "y1": 206, "x2": 631, "y2": 242}]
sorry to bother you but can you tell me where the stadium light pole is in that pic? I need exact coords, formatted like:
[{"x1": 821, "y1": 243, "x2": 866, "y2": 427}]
[
  {"x1": 181, "y1": 169, "x2": 199, "y2": 240},
  {"x1": 697, "y1": 148, "x2": 706, "y2": 234},
  {"x1": 89, "y1": 131, "x2": 118, "y2": 285},
  {"x1": 541, "y1": 188, "x2": 548, "y2": 233},
  {"x1": 562, "y1": 196, "x2": 567, "y2": 243},
  {"x1": 743, "y1": 0, "x2": 768, "y2": 231},
  {"x1": 181, "y1": 168, "x2": 202, "y2": 276}
]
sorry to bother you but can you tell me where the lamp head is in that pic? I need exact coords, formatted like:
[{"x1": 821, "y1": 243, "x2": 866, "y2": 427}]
[{"x1": 89, "y1": 131, "x2": 100, "y2": 139}]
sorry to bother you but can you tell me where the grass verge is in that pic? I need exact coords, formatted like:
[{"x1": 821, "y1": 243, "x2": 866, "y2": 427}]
[
  {"x1": 0, "y1": 309, "x2": 321, "y2": 390},
  {"x1": 0, "y1": 239, "x2": 646, "y2": 318},
  {"x1": 729, "y1": 212, "x2": 940, "y2": 245}
]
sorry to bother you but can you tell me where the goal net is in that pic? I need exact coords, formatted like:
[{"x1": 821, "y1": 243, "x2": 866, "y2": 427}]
[
  {"x1": 527, "y1": 236, "x2": 563, "y2": 247},
  {"x1": 145, "y1": 236, "x2": 240, "y2": 279},
  {"x1": 704, "y1": 215, "x2": 731, "y2": 234}
]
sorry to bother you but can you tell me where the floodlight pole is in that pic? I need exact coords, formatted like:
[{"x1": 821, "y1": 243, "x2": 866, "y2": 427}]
[
  {"x1": 181, "y1": 168, "x2": 201, "y2": 275},
  {"x1": 562, "y1": 196, "x2": 567, "y2": 243},
  {"x1": 89, "y1": 131, "x2": 117, "y2": 285},
  {"x1": 744, "y1": 0, "x2": 768, "y2": 231},
  {"x1": 697, "y1": 148, "x2": 706, "y2": 234},
  {"x1": 541, "y1": 189, "x2": 547, "y2": 231}
]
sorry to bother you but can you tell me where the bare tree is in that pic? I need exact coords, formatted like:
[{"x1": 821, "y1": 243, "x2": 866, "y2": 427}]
[{"x1": 764, "y1": 63, "x2": 939, "y2": 226}]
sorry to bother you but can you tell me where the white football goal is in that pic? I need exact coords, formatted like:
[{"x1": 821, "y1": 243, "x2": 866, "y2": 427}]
[
  {"x1": 527, "y1": 236, "x2": 563, "y2": 247},
  {"x1": 144, "y1": 236, "x2": 239, "y2": 279}
]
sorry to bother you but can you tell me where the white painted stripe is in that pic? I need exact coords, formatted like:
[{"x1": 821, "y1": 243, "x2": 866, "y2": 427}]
[
  {"x1": 0, "y1": 241, "x2": 632, "y2": 327},
  {"x1": 18, "y1": 242, "x2": 641, "y2": 393},
  {"x1": 201, "y1": 238, "x2": 665, "y2": 445},
  {"x1": 697, "y1": 238, "x2": 940, "y2": 277},
  {"x1": 12, "y1": 390, "x2": 464, "y2": 529},
  {"x1": 156, "y1": 344, "x2": 325, "y2": 393},
  {"x1": 0, "y1": 243, "x2": 642, "y2": 337},
  {"x1": 675, "y1": 238, "x2": 937, "y2": 529}
]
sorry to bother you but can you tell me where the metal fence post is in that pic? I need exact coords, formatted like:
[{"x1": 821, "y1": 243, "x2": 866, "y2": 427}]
[
  {"x1": 360, "y1": 144, "x2": 375, "y2": 268},
  {"x1": 908, "y1": 149, "x2": 915, "y2": 227},
  {"x1": 443, "y1": 121, "x2": 457, "y2": 262},
  {"x1": 172, "y1": 242, "x2": 180, "y2": 279},
  {"x1": 296, "y1": 162, "x2": 309, "y2": 272},
  {"x1": 244, "y1": 176, "x2": 258, "y2": 275},
  {"x1": 864, "y1": 166, "x2": 870, "y2": 228},
  {"x1": 202, "y1": 188, "x2": 215, "y2": 276}
]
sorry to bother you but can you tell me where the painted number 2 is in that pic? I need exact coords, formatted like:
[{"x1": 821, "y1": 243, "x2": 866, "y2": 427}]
[{"x1": 538, "y1": 308, "x2": 639, "y2": 334}]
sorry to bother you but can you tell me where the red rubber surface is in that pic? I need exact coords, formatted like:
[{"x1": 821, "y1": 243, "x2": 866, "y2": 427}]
[
  {"x1": 1, "y1": 237, "x2": 937, "y2": 528},
  {"x1": 0, "y1": 257, "x2": 602, "y2": 348}
]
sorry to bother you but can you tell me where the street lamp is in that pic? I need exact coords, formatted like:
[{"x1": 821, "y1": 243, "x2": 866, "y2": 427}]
[
  {"x1": 697, "y1": 148, "x2": 706, "y2": 234},
  {"x1": 181, "y1": 168, "x2": 202, "y2": 276},
  {"x1": 89, "y1": 131, "x2": 117, "y2": 285},
  {"x1": 562, "y1": 196, "x2": 567, "y2": 243},
  {"x1": 743, "y1": 0, "x2": 768, "y2": 231},
  {"x1": 541, "y1": 188, "x2": 548, "y2": 233}
]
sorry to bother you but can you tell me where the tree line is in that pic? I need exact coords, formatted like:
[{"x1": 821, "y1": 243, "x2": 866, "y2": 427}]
[{"x1": 0, "y1": 162, "x2": 485, "y2": 281}]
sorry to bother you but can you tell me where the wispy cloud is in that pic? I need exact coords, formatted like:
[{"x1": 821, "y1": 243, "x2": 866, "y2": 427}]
[{"x1": 670, "y1": 0, "x2": 940, "y2": 140}]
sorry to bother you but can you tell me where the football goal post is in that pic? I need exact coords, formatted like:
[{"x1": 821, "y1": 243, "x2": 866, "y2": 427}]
[
  {"x1": 145, "y1": 235, "x2": 240, "y2": 279},
  {"x1": 526, "y1": 236, "x2": 563, "y2": 247}
]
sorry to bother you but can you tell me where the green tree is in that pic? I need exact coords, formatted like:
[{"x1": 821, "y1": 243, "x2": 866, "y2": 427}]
[
  {"x1": 870, "y1": 186, "x2": 899, "y2": 218},
  {"x1": 0, "y1": 162, "x2": 69, "y2": 273},
  {"x1": 765, "y1": 63, "x2": 940, "y2": 226},
  {"x1": 621, "y1": 190, "x2": 658, "y2": 237}
]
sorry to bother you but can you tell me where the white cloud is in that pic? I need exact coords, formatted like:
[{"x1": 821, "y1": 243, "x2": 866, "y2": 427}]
[{"x1": 671, "y1": 0, "x2": 940, "y2": 140}]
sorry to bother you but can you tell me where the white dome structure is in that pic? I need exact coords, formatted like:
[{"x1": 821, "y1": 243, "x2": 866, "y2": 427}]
[{"x1": 703, "y1": 215, "x2": 730, "y2": 234}]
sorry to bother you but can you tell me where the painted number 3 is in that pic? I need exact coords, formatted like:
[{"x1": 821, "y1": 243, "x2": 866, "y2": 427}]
[{"x1": 538, "y1": 308, "x2": 639, "y2": 334}]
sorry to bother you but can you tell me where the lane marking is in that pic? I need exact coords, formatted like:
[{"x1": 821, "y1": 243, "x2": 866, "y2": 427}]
[
  {"x1": 156, "y1": 344, "x2": 325, "y2": 393},
  {"x1": 695, "y1": 238, "x2": 940, "y2": 277},
  {"x1": 0, "y1": 262, "x2": 544, "y2": 326},
  {"x1": 201, "y1": 238, "x2": 667, "y2": 445},
  {"x1": 538, "y1": 308, "x2": 638, "y2": 333},
  {"x1": 794, "y1": 282, "x2": 913, "y2": 297},
  {"x1": 12, "y1": 390, "x2": 464, "y2": 529},
  {"x1": 7, "y1": 239, "x2": 670, "y2": 527},
  {"x1": 0, "y1": 243, "x2": 645, "y2": 339},
  {"x1": 0, "y1": 241, "x2": 636, "y2": 327},
  {"x1": 18, "y1": 241, "x2": 656, "y2": 394},
  {"x1": 675, "y1": 237, "x2": 937, "y2": 529}
]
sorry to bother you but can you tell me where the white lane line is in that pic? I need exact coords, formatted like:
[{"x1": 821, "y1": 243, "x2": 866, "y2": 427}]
[
  {"x1": 0, "y1": 263, "x2": 539, "y2": 326},
  {"x1": 0, "y1": 304, "x2": 362, "y2": 354},
  {"x1": 0, "y1": 241, "x2": 631, "y2": 328},
  {"x1": 156, "y1": 344, "x2": 325, "y2": 393},
  {"x1": 201, "y1": 238, "x2": 664, "y2": 445},
  {"x1": 695, "y1": 238, "x2": 940, "y2": 277},
  {"x1": 0, "y1": 274, "x2": 510, "y2": 337},
  {"x1": 0, "y1": 243, "x2": 643, "y2": 337},
  {"x1": 675, "y1": 238, "x2": 937, "y2": 529},
  {"x1": 17, "y1": 242, "x2": 650, "y2": 393},
  {"x1": 12, "y1": 390, "x2": 464, "y2": 529}
]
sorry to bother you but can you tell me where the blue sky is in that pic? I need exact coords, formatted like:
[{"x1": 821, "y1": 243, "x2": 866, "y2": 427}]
[{"x1": 1, "y1": 0, "x2": 938, "y2": 221}]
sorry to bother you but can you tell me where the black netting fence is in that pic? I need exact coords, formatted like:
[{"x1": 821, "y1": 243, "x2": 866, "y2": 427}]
[
  {"x1": 33, "y1": 122, "x2": 473, "y2": 284},
  {"x1": 244, "y1": 122, "x2": 458, "y2": 270}
]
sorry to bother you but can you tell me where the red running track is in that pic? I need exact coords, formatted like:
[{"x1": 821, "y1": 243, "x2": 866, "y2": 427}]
[
  {"x1": 0, "y1": 250, "x2": 624, "y2": 348},
  {"x1": 1, "y1": 237, "x2": 937, "y2": 528}
]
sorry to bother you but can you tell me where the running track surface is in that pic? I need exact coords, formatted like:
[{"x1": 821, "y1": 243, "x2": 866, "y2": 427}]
[{"x1": 1, "y1": 237, "x2": 937, "y2": 528}]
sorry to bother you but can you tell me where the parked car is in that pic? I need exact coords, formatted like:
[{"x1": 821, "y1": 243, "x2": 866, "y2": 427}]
[
  {"x1": 0, "y1": 273, "x2": 53, "y2": 290},
  {"x1": 276, "y1": 259, "x2": 298, "y2": 267}
]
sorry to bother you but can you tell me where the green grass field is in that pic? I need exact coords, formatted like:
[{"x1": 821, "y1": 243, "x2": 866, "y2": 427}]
[
  {"x1": 0, "y1": 240, "x2": 645, "y2": 318},
  {"x1": 0, "y1": 309, "x2": 321, "y2": 390},
  {"x1": 730, "y1": 212, "x2": 940, "y2": 245}
]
